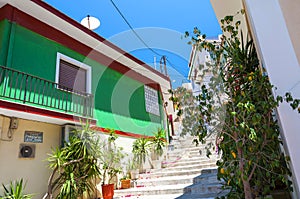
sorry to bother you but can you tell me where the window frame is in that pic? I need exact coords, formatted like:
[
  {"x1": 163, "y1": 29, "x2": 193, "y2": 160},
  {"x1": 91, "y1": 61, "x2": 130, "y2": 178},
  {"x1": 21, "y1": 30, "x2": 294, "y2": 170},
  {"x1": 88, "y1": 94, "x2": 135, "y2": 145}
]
[{"x1": 55, "y1": 52, "x2": 92, "y2": 94}]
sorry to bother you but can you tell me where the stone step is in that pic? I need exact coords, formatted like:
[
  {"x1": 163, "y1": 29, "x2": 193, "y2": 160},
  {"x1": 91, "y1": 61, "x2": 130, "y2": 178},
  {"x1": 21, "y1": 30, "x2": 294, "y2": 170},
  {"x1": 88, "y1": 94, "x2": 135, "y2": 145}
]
[
  {"x1": 175, "y1": 186, "x2": 229, "y2": 199},
  {"x1": 167, "y1": 144, "x2": 217, "y2": 153},
  {"x1": 136, "y1": 174, "x2": 197, "y2": 187},
  {"x1": 150, "y1": 162, "x2": 217, "y2": 173},
  {"x1": 175, "y1": 156, "x2": 219, "y2": 163},
  {"x1": 166, "y1": 152, "x2": 219, "y2": 160},
  {"x1": 169, "y1": 141, "x2": 195, "y2": 147},
  {"x1": 163, "y1": 158, "x2": 217, "y2": 168},
  {"x1": 167, "y1": 147, "x2": 210, "y2": 157},
  {"x1": 185, "y1": 182, "x2": 223, "y2": 194},
  {"x1": 172, "y1": 144, "x2": 197, "y2": 149},
  {"x1": 194, "y1": 169, "x2": 218, "y2": 183},
  {"x1": 114, "y1": 183, "x2": 190, "y2": 196},
  {"x1": 114, "y1": 181, "x2": 224, "y2": 198},
  {"x1": 141, "y1": 169, "x2": 201, "y2": 178},
  {"x1": 166, "y1": 153, "x2": 189, "y2": 160},
  {"x1": 115, "y1": 134, "x2": 223, "y2": 199},
  {"x1": 113, "y1": 193, "x2": 184, "y2": 199},
  {"x1": 114, "y1": 193, "x2": 215, "y2": 199},
  {"x1": 175, "y1": 192, "x2": 226, "y2": 199},
  {"x1": 137, "y1": 172, "x2": 218, "y2": 187},
  {"x1": 189, "y1": 150, "x2": 204, "y2": 156},
  {"x1": 166, "y1": 150, "x2": 188, "y2": 157},
  {"x1": 161, "y1": 159, "x2": 218, "y2": 172},
  {"x1": 170, "y1": 138, "x2": 216, "y2": 145},
  {"x1": 140, "y1": 167, "x2": 218, "y2": 178},
  {"x1": 187, "y1": 146, "x2": 208, "y2": 152}
]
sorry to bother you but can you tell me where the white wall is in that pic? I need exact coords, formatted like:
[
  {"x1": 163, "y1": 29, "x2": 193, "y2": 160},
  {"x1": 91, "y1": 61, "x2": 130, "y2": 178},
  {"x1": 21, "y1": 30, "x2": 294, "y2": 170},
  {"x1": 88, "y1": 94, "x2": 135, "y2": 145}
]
[
  {"x1": 244, "y1": 0, "x2": 300, "y2": 197},
  {"x1": 279, "y1": 0, "x2": 300, "y2": 65}
]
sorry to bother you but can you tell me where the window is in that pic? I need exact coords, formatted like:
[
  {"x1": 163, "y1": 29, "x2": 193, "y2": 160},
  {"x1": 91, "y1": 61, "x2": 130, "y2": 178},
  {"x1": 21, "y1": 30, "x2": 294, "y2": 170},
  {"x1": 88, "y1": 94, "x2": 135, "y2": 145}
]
[
  {"x1": 55, "y1": 53, "x2": 91, "y2": 93},
  {"x1": 144, "y1": 85, "x2": 160, "y2": 116}
]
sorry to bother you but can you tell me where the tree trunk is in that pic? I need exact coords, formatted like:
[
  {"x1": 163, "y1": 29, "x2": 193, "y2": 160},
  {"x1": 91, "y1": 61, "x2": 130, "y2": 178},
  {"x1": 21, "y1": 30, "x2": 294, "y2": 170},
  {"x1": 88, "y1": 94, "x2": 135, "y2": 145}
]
[
  {"x1": 243, "y1": 178, "x2": 253, "y2": 199},
  {"x1": 237, "y1": 144, "x2": 253, "y2": 199},
  {"x1": 43, "y1": 166, "x2": 58, "y2": 199}
]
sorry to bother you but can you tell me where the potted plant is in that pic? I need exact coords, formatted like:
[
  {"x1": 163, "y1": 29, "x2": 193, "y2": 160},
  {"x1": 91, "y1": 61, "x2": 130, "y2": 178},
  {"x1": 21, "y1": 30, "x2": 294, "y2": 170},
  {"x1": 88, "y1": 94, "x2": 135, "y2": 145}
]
[
  {"x1": 119, "y1": 174, "x2": 131, "y2": 189},
  {"x1": 1, "y1": 178, "x2": 33, "y2": 199},
  {"x1": 100, "y1": 131, "x2": 124, "y2": 199},
  {"x1": 43, "y1": 123, "x2": 101, "y2": 199},
  {"x1": 125, "y1": 156, "x2": 139, "y2": 185},
  {"x1": 132, "y1": 137, "x2": 151, "y2": 173},
  {"x1": 149, "y1": 128, "x2": 166, "y2": 169}
]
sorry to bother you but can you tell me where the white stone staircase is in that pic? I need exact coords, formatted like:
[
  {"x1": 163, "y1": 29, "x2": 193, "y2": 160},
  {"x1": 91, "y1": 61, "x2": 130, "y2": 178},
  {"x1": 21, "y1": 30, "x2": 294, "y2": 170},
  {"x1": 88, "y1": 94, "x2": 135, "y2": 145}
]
[{"x1": 114, "y1": 136, "x2": 228, "y2": 199}]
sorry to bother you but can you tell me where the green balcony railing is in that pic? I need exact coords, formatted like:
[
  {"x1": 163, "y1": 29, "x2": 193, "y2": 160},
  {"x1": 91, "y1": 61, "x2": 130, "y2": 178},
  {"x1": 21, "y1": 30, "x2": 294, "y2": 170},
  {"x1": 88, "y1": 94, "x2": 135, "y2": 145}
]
[{"x1": 0, "y1": 66, "x2": 94, "y2": 118}]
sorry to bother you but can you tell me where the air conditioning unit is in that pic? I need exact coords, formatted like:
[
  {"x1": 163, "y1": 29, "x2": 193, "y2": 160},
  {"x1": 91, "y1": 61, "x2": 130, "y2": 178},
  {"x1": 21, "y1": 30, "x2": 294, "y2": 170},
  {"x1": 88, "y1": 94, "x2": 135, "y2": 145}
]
[
  {"x1": 19, "y1": 144, "x2": 35, "y2": 158},
  {"x1": 61, "y1": 125, "x2": 80, "y2": 146}
]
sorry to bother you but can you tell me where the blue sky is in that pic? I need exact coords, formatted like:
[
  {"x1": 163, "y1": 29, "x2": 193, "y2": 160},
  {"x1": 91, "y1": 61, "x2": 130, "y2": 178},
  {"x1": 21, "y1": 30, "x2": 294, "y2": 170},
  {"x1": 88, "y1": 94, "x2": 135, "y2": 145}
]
[{"x1": 44, "y1": 0, "x2": 221, "y2": 88}]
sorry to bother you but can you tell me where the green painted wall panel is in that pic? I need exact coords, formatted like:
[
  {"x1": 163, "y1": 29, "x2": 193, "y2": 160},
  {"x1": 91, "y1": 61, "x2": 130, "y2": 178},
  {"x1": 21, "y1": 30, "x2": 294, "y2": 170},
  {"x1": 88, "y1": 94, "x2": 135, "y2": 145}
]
[
  {"x1": 11, "y1": 25, "x2": 56, "y2": 80},
  {"x1": 0, "y1": 20, "x2": 10, "y2": 66},
  {"x1": 1, "y1": 21, "x2": 164, "y2": 135},
  {"x1": 95, "y1": 109, "x2": 161, "y2": 136},
  {"x1": 129, "y1": 86, "x2": 150, "y2": 120}
]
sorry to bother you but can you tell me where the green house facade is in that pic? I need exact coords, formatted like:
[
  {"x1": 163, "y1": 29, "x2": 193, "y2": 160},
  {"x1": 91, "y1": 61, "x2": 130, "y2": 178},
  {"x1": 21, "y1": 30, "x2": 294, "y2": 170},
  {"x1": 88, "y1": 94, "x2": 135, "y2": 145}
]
[
  {"x1": 0, "y1": 1, "x2": 174, "y2": 197},
  {"x1": 0, "y1": 1, "x2": 173, "y2": 137}
]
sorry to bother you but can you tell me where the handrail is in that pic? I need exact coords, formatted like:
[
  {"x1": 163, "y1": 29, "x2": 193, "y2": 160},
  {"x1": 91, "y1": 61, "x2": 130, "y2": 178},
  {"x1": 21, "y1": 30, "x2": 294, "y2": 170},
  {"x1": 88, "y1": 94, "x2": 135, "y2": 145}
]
[{"x1": 0, "y1": 65, "x2": 94, "y2": 118}]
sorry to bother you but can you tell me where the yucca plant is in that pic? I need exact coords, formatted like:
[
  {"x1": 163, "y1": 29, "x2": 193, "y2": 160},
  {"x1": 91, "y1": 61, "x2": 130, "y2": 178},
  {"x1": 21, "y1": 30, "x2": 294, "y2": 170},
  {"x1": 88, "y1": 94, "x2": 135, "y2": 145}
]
[
  {"x1": 43, "y1": 122, "x2": 102, "y2": 199},
  {"x1": 1, "y1": 179, "x2": 32, "y2": 199},
  {"x1": 149, "y1": 128, "x2": 166, "y2": 158},
  {"x1": 132, "y1": 137, "x2": 151, "y2": 171}
]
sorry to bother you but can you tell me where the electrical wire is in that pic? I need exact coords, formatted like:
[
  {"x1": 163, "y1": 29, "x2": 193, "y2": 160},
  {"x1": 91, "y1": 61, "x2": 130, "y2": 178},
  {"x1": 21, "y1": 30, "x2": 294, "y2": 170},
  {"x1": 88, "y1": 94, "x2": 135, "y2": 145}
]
[
  {"x1": 110, "y1": 0, "x2": 162, "y2": 57},
  {"x1": 109, "y1": 0, "x2": 187, "y2": 75}
]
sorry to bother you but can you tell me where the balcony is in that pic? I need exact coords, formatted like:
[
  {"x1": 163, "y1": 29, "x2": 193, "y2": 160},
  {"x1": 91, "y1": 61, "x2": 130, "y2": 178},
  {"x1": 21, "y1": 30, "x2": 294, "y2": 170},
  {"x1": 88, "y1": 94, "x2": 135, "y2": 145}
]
[{"x1": 0, "y1": 66, "x2": 94, "y2": 118}]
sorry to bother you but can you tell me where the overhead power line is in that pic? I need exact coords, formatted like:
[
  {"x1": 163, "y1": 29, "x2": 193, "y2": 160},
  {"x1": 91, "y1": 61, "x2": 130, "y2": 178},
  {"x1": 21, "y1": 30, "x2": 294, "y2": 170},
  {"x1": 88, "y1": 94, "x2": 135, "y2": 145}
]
[
  {"x1": 110, "y1": 0, "x2": 162, "y2": 57},
  {"x1": 109, "y1": 0, "x2": 185, "y2": 75}
]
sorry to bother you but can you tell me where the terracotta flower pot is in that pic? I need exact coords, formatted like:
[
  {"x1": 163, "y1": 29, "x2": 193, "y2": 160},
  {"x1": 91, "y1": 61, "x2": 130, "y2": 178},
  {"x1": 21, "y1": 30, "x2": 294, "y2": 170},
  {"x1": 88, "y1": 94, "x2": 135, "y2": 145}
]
[
  {"x1": 101, "y1": 184, "x2": 114, "y2": 199},
  {"x1": 120, "y1": 179, "x2": 131, "y2": 189}
]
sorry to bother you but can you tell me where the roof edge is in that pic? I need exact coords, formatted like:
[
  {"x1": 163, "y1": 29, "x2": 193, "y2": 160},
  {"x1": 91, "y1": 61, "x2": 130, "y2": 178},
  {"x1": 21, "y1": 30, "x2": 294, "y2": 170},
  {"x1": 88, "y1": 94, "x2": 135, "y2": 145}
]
[{"x1": 31, "y1": 0, "x2": 170, "y2": 82}]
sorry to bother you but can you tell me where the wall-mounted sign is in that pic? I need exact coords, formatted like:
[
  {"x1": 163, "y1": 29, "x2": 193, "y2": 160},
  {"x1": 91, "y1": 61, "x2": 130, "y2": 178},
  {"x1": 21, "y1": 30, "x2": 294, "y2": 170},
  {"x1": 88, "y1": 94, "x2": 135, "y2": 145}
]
[{"x1": 24, "y1": 131, "x2": 43, "y2": 143}]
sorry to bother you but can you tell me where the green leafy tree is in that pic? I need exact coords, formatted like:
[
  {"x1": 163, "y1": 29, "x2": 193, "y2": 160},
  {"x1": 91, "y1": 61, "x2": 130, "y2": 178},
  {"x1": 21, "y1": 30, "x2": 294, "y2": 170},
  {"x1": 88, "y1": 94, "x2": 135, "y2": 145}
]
[
  {"x1": 43, "y1": 123, "x2": 101, "y2": 199},
  {"x1": 169, "y1": 87, "x2": 204, "y2": 139},
  {"x1": 179, "y1": 12, "x2": 299, "y2": 199}
]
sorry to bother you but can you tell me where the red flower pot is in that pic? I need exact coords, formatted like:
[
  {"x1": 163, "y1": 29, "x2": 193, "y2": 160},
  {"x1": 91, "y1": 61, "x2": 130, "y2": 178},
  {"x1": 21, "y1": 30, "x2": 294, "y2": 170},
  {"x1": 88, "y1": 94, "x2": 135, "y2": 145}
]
[{"x1": 101, "y1": 184, "x2": 114, "y2": 199}]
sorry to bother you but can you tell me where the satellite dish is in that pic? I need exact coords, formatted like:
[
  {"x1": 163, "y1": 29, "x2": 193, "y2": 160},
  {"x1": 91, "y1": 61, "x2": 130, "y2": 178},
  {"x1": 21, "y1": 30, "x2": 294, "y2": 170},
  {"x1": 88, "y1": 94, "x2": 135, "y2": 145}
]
[{"x1": 80, "y1": 15, "x2": 100, "y2": 30}]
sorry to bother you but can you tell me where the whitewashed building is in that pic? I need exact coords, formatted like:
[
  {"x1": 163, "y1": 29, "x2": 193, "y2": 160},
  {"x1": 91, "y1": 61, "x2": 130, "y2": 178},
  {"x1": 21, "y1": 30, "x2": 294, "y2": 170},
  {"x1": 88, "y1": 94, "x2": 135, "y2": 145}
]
[{"x1": 210, "y1": 0, "x2": 300, "y2": 197}]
